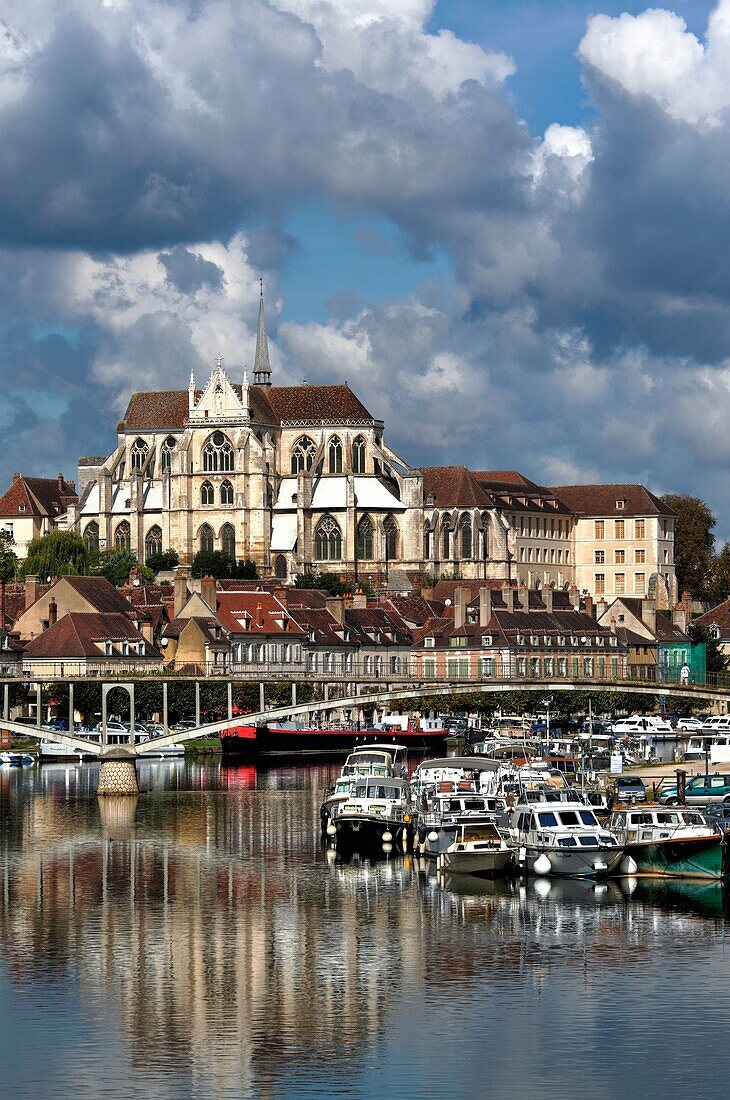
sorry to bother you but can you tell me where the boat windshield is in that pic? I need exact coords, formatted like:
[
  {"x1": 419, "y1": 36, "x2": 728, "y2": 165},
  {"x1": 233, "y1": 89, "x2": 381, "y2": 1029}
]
[
  {"x1": 462, "y1": 824, "x2": 500, "y2": 842},
  {"x1": 557, "y1": 810, "x2": 598, "y2": 827},
  {"x1": 347, "y1": 752, "x2": 390, "y2": 765},
  {"x1": 446, "y1": 799, "x2": 487, "y2": 813},
  {"x1": 342, "y1": 763, "x2": 389, "y2": 777},
  {"x1": 683, "y1": 812, "x2": 706, "y2": 826},
  {"x1": 354, "y1": 783, "x2": 403, "y2": 799}
]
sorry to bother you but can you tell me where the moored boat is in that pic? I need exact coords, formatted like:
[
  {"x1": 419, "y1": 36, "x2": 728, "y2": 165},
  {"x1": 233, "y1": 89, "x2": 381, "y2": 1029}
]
[
  {"x1": 609, "y1": 804, "x2": 729, "y2": 879},
  {"x1": 321, "y1": 745, "x2": 406, "y2": 832},
  {"x1": 329, "y1": 775, "x2": 413, "y2": 852},
  {"x1": 437, "y1": 821, "x2": 516, "y2": 877},
  {"x1": 510, "y1": 798, "x2": 624, "y2": 878}
]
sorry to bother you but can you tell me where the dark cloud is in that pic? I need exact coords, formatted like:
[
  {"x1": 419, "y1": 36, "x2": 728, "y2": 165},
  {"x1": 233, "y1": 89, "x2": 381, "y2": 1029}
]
[{"x1": 159, "y1": 247, "x2": 224, "y2": 294}]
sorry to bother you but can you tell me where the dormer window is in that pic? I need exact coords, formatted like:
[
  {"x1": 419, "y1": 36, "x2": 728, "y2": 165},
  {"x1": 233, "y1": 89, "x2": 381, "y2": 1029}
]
[
  {"x1": 543, "y1": 635, "x2": 552, "y2": 646},
  {"x1": 138, "y1": 641, "x2": 146, "y2": 656},
  {"x1": 104, "y1": 642, "x2": 113, "y2": 656},
  {"x1": 530, "y1": 635, "x2": 539, "y2": 645},
  {"x1": 570, "y1": 636, "x2": 578, "y2": 646},
  {"x1": 481, "y1": 634, "x2": 492, "y2": 646},
  {"x1": 18, "y1": 503, "x2": 25, "y2": 513},
  {"x1": 423, "y1": 636, "x2": 435, "y2": 648},
  {"x1": 516, "y1": 634, "x2": 525, "y2": 645},
  {"x1": 616, "y1": 499, "x2": 626, "y2": 510}
]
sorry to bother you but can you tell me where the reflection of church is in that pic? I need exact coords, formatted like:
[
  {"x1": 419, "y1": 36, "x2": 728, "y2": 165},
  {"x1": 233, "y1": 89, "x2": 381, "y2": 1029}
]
[{"x1": 73, "y1": 289, "x2": 513, "y2": 583}]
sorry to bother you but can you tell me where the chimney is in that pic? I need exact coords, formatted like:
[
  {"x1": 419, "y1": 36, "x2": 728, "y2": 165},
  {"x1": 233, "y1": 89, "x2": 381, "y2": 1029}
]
[
  {"x1": 542, "y1": 587, "x2": 553, "y2": 614},
  {"x1": 596, "y1": 597, "x2": 608, "y2": 622},
  {"x1": 352, "y1": 589, "x2": 367, "y2": 610},
  {"x1": 673, "y1": 607, "x2": 688, "y2": 632},
  {"x1": 454, "y1": 586, "x2": 466, "y2": 630},
  {"x1": 173, "y1": 568, "x2": 189, "y2": 618},
  {"x1": 325, "y1": 595, "x2": 345, "y2": 625},
  {"x1": 643, "y1": 598, "x2": 657, "y2": 637},
  {"x1": 57, "y1": 472, "x2": 64, "y2": 492},
  {"x1": 568, "y1": 584, "x2": 579, "y2": 610},
  {"x1": 421, "y1": 587, "x2": 435, "y2": 601},
  {"x1": 479, "y1": 586, "x2": 492, "y2": 628},
  {"x1": 255, "y1": 601, "x2": 266, "y2": 629},
  {"x1": 25, "y1": 575, "x2": 39, "y2": 609},
  {"x1": 200, "y1": 575, "x2": 217, "y2": 611},
  {"x1": 583, "y1": 593, "x2": 593, "y2": 618},
  {"x1": 48, "y1": 598, "x2": 57, "y2": 627},
  {"x1": 141, "y1": 618, "x2": 154, "y2": 645},
  {"x1": 502, "y1": 584, "x2": 515, "y2": 613},
  {"x1": 519, "y1": 582, "x2": 530, "y2": 612},
  {"x1": 129, "y1": 566, "x2": 141, "y2": 588}
]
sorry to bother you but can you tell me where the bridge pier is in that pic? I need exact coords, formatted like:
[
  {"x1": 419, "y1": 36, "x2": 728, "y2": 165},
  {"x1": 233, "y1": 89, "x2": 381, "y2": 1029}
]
[{"x1": 97, "y1": 748, "x2": 139, "y2": 796}]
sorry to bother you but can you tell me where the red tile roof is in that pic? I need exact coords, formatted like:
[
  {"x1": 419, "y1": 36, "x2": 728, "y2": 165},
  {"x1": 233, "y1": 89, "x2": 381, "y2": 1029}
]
[
  {"x1": 214, "y1": 591, "x2": 303, "y2": 636},
  {"x1": 694, "y1": 599, "x2": 730, "y2": 637},
  {"x1": 0, "y1": 475, "x2": 77, "y2": 518},
  {"x1": 61, "y1": 576, "x2": 143, "y2": 617},
  {"x1": 550, "y1": 484, "x2": 675, "y2": 517},
  {"x1": 420, "y1": 466, "x2": 492, "y2": 508},
  {"x1": 472, "y1": 470, "x2": 539, "y2": 489},
  {"x1": 266, "y1": 384, "x2": 373, "y2": 423},
  {"x1": 23, "y1": 613, "x2": 160, "y2": 658}
]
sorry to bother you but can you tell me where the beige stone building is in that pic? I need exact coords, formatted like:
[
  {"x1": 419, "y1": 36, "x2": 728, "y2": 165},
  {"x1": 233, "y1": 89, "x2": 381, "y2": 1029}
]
[{"x1": 0, "y1": 473, "x2": 77, "y2": 557}]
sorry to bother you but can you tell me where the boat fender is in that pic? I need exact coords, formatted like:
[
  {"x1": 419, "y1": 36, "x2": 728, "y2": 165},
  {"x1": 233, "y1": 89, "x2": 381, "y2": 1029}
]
[
  {"x1": 533, "y1": 854, "x2": 552, "y2": 876},
  {"x1": 326, "y1": 823, "x2": 337, "y2": 837},
  {"x1": 620, "y1": 854, "x2": 638, "y2": 875},
  {"x1": 428, "y1": 831, "x2": 439, "y2": 844}
]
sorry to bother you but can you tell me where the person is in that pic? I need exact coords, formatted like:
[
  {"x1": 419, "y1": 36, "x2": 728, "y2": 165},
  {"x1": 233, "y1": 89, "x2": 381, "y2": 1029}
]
[{"x1": 680, "y1": 662, "x2": 691, "y2": 685}]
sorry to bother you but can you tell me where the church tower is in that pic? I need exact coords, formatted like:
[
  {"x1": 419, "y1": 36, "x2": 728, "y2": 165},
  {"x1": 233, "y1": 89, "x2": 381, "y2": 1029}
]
[{"x1": 253, "y1": 280, "x2": 272, "y2": 387}]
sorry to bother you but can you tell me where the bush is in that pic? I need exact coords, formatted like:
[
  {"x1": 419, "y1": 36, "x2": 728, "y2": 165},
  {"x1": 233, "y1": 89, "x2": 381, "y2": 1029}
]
[
  {"x1": 93, "y1": 549, "x2": 153, "y2": 587},
  {"x1": 293, "y1": 570, "x2": 346, "y2": 595},
  {"x1": 145, "y1": 549, "x2": 180, "y2": 573},
  {"x1": 21, "y1": 531, "x2": 88, "y2": 579}
]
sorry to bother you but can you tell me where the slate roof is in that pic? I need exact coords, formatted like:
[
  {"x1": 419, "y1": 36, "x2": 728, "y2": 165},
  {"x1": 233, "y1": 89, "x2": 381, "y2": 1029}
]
[
  {"x1": 23, "y1": 613, "x2": 160, "y2": 659},
  {"x1": 345, "y1": 607, "x2": 413, "y2": 646},
  {"x1": 121, "y1": 383, "x2": 372, "y2": 431},
  {"x1": 420, "y1": 466, "x2": 492, "y2": 508},
  {"x1": 551, "y1": 484, "x2": 675, "y2": 517},
  {"x1": 0, "y1": 475, "x2": 77, "y2": 517}
]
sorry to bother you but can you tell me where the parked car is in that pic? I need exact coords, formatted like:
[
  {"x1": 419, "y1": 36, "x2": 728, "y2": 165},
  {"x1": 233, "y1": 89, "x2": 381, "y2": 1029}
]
[
  {"x1": 676, "y1": 717, "x2": 703, "y2": 731},
  {"x1": 702, "y1": 803, "x2": 730, "y2": 831},
  {"x1": 613, "y1": 775, "x2": 648, "y2": 805},
  {"x1": 659, "y1": 774, "x2": 730, "y2": 805},
  {"x1": 611, "y1": 716, "x2": 673, "y2": 736},
  {"x1": 93, "y1": 721, "x2": 127, "y2": 734}
]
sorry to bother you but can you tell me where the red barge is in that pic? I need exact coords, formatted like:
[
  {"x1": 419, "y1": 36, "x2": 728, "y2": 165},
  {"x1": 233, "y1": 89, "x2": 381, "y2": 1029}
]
[{"x1": 221, "y1": 717, "x2": 448, "y2": 755}]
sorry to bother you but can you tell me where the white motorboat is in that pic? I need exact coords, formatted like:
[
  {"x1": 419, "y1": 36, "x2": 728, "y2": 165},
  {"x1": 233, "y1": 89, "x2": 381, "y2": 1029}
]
[
  {"x1": 437, "y1": 821, "x2": 516, "y2": 877},
  {"x1": 510, "y1": 798, "x2": 624, "y2": 878},
  {"x1": 328, "y1": 775, "x2": 413, "y2": 851},
  {"x1": 609, "y1": 804, "x2": 728, "y2": 878},
  {"x1": 321, "y1": 746, "x2": 404, "y2": 831},
  {"x1": 683, "y1": 734, "x2": 730, "y2": 765},
  {"x1": 0, "y1": 751, "x2": 34, "y2": 766}
]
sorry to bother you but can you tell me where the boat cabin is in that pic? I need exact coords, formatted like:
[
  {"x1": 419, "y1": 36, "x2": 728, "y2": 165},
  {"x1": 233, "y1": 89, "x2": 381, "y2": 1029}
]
[
  {"x1": 512, "y1": 801, "x2": 620, "y2": 850},
  {"x1": 609, "y1": 804, "x2": 714, "y2": 843}
]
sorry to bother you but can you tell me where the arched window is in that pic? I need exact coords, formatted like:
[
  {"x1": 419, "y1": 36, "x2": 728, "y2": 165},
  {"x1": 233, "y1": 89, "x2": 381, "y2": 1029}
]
[
  {"x1": 384, "y1": 515, "x2": 399, "y2": 561},
  {"x1": 291, "y1": 436, "x2": 316, "y2": 474},
  {"x1": 328, "y1": 435, "x2": 343, "y2": 474},
  {"x1": 315, "y1": 515, "x2": 342, "y2": 561},
  {"x1": 352, "y1": 436, "x2": 366, "y2": 474},
  {"x1": 357, "y1": 515, "x2": 373, "y2": 560},
  {"x1": 201, "y1": 481, "x2": 214, "y2": 505},
  {"x1": 441, "y1": 518, "x2": 452, "y2": 560},
  {"x1": 424, "y1": 523, "x2": 434, "y2": 559},
  {"x1": 221, "y1": 523, "x2": 236, "y2": 561},
  {"x1": 130, "y1": 438, "x2": 148, "y2": 472},
  {"x1": 115, "y1": 521, "x2": 131, "y2": 552},
  {"x1": 481, "y1": 512, "x2": 490, "y2": 559},
  {"x1": 199, "y1": 524, "x2": 214, "y2": 554},
  {"x1": 460, "y1": 513, "x2": 472, "y2": 558},
  {"x1": 161, "y1": 436, "x2": 176, "y2": 474},
  {"x1": 83, "y1": 521, "x2": 99, "y2": 553},
  {"x1": 203, "y1": 431, "x2": 234, "y2": 472},
  {"x1": 274, "y1": 554, "x2": 288, "y2": 579},
  {"x1": 220, "y1": 480, "x2": 234, "y2": 505},
  {"x1": 145, "y1": 525, "x2": 162, "y2": 562}
]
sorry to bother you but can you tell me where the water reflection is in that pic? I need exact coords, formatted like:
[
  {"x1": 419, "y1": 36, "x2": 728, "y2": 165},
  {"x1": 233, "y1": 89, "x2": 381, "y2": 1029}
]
[{"x1": 0, "y1": 764, "x2": 729, "y2": 1098}]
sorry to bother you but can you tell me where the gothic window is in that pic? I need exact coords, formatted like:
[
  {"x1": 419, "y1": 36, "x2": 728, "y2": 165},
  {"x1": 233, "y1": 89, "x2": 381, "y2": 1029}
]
[
  {"x1": 145, "y1": 525, "x2": 162, "y2": 562},
  {"x1": 441, "y1": 518, "x2": 452, "y2": 559},
  {"x1": 424, "y1": 523, "x2": 434, "y2": 559},
  {"x1": 220, "y1": 480, "x2": 234, "y2": 505},
  {"x1": 357, "y1": 515, "x2": 373, "y2": 560},
  {"x1": 328, "y1": 435, "x2": 343, "y2": 474},
  {"x1": 274, "y1": 554, "x2": 288, "y2": 579},
  {"x1": 291, "y1": 436, "x2": 316, "y2": 475},
  {"x1": 130, "y1": 438, "x2": 148, "y2": 472},
  {"x1": 481, "y1": 512, "x2": 490, "y2": 559},
  {"x1": 115, "y1": 521, "x2": 131, "y2": 552},
  {"x1": 201, "y1": 481, "x2": 214, "y2": 506},
  {"x1": 315, "y1": 515, "x2": 342, "y2": 561},
  {"x1": 384, "y1": 515, "x2": 399, "y2": 560},
  {"x1": 83, "y1": 521, "x2": 99, "y2": 553},
  {"x1": 221, "y1": 523, "x2": 236, "y2": 561},
  {"x1": 203, "y1": 431, "x2": 234, "y2": 472},
  {"x1": 352, "y1": 436, "x2": 366, "y2": 474},
  {"x1": 199, "y1": 524, "x2": 214, "y2": 554},
  {"x1": 161, "y1": 436, "x2": 176, "y2": 474},
  {"x1": 460, "y1": 513, "x2": 472, "y2": 558}
]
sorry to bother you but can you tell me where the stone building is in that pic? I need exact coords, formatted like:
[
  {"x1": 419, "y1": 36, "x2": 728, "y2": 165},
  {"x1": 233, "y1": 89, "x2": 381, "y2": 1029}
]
[{"x1": 0, "y1": 473, "x2": 77, "y2": 557}]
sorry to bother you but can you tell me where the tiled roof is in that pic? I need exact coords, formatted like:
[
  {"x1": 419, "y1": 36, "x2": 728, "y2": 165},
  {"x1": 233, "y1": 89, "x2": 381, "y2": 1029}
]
[
  {"x1": 381, "y1": 594, "x2": 445, "y2": 626},
  {"x1": 215, "y1": 591, "x2": 303, "y2": 636},
  {"x1": 420, "y1": 466, "x2": 492, "y2": 508},
  {"x1": 0, "y1": 475, "x2": 77, "y2": 518},
  {"x1": 23, "y1": 613, "x2": 160, "y2": 658},
  {"x1": 473, "y1": 470, "x2": 540, "y2": 489},
  {"x1": 121, "y1": 382, "x2": 371, "y2": 431},
  {"x1": 345, "y1": 607, "x2": 412, "y2": 646},
  {"x1": 285, "y1": 605, "x2": 350, "y2": 646},
  {"x1": 550, "y1": 484, "x2": 675, "y2": 517},
  {"x1": 694, "y1": 599, "x2": 730, "y2": 637},
  {"x1": 61, "y1": 577, "x2": 142, "y2": 616}
]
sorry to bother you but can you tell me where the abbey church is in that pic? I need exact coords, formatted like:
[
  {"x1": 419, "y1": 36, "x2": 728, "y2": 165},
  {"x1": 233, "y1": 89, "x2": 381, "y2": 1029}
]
[{"x1": 64, "y1": 291, "x2": 677, "y2": 604}]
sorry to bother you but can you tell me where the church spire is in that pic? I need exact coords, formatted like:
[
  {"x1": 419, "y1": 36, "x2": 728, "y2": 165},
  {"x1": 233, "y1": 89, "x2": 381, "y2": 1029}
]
[
  {"x1": 188, "y1": 367, "x2": 196, "y2": 414},
  {"x1": 253, "y1": 279, "x2": 272, "y2": 387}
]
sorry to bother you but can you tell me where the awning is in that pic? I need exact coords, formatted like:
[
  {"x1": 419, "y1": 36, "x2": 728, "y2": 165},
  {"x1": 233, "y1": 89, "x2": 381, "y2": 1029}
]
[
  {"x1": 353, "y1": 476, "x2": 404, "y2": 510},
  {"x1": 270, "y1": 514, "x2": 298, "y2": 551}
]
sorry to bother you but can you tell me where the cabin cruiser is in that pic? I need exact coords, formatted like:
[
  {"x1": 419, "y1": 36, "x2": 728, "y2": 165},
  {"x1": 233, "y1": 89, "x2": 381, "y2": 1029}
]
[
  {"x1": 327, "y1": 776, "x2": 412, "y2": 851},
  {"x1": 437, "y1": 822, "x2": 516, "y2": 877},
  {"x1": 415, "y1": 788, "x2": 513, "y2": 875},
  {"x1": 510, "y1": 798, "x2": 624, "y2": 878},
  {"x1": 609, "y1": 804, "x2": 729, "y2": 879},
  {"x1": 683, "y1": 735, "x2": 730, "y2": 765},
  {"x1": 0, "y1": 751, "x2": 33, "y2": 766},
  {"x1": 410, "y1": 756, "x2": 502, "y2": 801},
  {"x1": 320, "y1": 745, "x2": 406, "y2": 831}
]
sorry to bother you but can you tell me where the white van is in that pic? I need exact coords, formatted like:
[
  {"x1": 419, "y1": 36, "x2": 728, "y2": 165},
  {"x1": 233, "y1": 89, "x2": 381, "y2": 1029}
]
[
  {"x1": 701, "y1": 715, "x2": 730, "y2": 733},
  {"x1": 610, "y1": 715, "x2": 673, "y2": 736}
]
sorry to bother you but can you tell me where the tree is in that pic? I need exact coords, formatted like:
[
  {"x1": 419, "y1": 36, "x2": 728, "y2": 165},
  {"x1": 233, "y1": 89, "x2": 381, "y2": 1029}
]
[
  {"x1": 293, "y1": 570, "x2": 346, "y2": 595},
  {"x1": 93, "y1": 550, "x2": 153, "y2": 588},
  {"x1": 687, "y1": 621, "x2": 727, "y2": 674},
  {"x1": 0, "y1": 529, "x2": 18, "y2": 631},
  {"x1": 191, "y1": 550, "x2": 234, "y2": 579},
  {"x1": 145, "y1": 549, "x2": 179, "y2": 573},
  {"x1": 21, "y1": 530, "x2": 88, "y2": 580},
  {"x1": 661, "y1": 494, "x2": 716, "y2": 599},
  {"x1": 709, "y1": 541, "x2": 730, "y2": 603}
]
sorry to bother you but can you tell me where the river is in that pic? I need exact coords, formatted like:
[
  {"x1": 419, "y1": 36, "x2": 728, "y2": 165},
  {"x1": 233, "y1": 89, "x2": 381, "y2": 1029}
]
[{"x1": 0, "y1": 760, "x2": 728, "y2": 1099}]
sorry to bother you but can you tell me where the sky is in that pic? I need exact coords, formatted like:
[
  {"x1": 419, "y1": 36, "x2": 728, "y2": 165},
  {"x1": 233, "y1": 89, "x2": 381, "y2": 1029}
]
[{"x1": 2, "y1": 0, "x2": 730, "y2": 536}]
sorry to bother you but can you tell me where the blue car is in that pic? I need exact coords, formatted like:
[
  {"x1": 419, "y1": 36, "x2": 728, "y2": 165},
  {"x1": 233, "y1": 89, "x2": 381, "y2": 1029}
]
[{"x1": 659, "y1": 773, "x2": 730, "y2": 805}]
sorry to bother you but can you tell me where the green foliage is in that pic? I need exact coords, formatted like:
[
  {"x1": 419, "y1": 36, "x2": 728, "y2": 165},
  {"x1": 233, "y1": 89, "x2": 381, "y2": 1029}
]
[
  {"x1": 144, "y1": 549, "x2": 179, "y2": 573},
  {"x1": 293, "y1": 570, "x2": 346, "y2": 595},
  {"x1": 661, "y1": 493, "x2": 716, "y2": 599},
  {"x1": 709, "y1": 541, "x2": 730, "y2": 603},
  {"x1": 0, "y1": 529, "x2": 18, "y2": 584},
  {"x1": 688, "y1": 621, "x2": 727, "y2": 674},
  {"x1": 21, "y1": 530, "x2": 89, "y2": 580},
  {"x1": 191, "y1": 551, "x2": 258, "y2": 579},
  {"x1": 92, "y1": 549, "x2": 153, "y2": 588}
]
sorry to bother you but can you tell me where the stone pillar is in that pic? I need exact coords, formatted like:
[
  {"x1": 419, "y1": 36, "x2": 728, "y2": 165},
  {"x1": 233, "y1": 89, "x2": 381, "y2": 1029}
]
[{"x1": 97, "y1": 748, "x2": 139, "y2": 796}]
